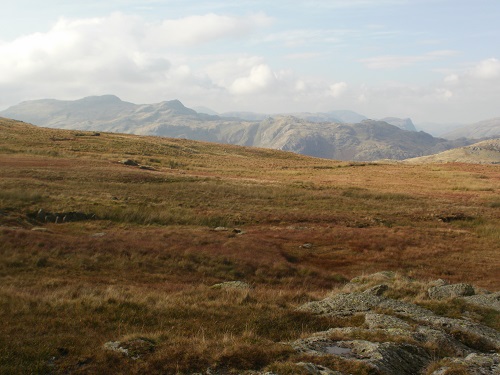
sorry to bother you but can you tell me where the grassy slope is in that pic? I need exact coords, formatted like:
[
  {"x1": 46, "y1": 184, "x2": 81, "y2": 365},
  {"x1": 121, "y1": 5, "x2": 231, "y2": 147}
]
[{"x1": 0, "y1": 117, "x2": 499, "y2": 374}]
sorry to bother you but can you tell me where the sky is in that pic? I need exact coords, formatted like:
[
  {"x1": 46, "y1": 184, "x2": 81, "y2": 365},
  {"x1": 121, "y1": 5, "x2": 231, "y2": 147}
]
[{"x1": 1, "y1": 0, "x2": 499, "y2": 124}]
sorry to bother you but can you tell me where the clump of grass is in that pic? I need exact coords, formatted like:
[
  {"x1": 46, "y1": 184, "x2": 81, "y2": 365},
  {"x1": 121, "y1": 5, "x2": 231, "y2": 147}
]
[
  {"x1": 286, "y1": 354, "x2": 377, "y2": 375},
  {"x1": 342, "y1": 187, "x2": 413, "y2": 201},
  {"x1": 0, "y1": 189, "x2": 44, "y2": 206},
  {"x1": 264, "y1": 362, "x2": 310, "y2": 374},
  {"x1": 424, "y1": 359, "x2": 473, "y2": 375},
  {"x1": 488, "y1": 199, "x2": 500, "y2": 208}
]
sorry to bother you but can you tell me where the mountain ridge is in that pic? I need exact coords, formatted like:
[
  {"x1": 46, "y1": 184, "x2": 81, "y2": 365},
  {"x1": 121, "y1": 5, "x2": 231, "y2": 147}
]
[
  {"x1": 443, "y1": 117, "x2": 500, "y2": 140},
  {"x1": 0, "y1": 95, "x2": 473, "y2": 161}
]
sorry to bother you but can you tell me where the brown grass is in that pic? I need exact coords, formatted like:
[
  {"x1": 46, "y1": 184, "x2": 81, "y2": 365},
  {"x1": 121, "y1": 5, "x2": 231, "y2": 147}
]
[{"x1": 0, "y1": 118, "x2": 499, "y2": 373}]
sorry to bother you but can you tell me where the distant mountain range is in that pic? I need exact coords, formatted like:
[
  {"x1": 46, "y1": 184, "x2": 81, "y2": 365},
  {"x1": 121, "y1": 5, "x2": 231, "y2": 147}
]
[
  {"x1": 0, "y1": 95, "x2": 480, "y2": 161},
  {"x1": 443, "y1": 117, "x2": 500, "y2": 140}
]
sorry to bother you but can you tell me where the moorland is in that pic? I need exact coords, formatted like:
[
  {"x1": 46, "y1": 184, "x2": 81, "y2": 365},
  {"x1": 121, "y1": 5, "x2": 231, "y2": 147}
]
[{"x1": 0, "y1": 117, "x2": 499, "y2": 374}]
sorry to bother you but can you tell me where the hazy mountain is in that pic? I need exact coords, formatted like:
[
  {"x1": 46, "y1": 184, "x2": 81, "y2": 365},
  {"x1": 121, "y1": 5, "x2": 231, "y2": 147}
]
[
  {"x1": 220, "y1": 111, "x2": 269, "y2": 121},
  {"x1": 0, "y1": 95, "x2": 472, "y2": 161},
  {"x1": 442, "y1": 117, "x2": 500, "y2": 140},
  {"x1": 329, "y1": 110, "x2": 367, "y2": 123},
  {"x1": 404, "y1": 139, "x2": 500, "y2": 164},
  {"x1": 219, "y1": 109, "x2": 367, "y2": 124},
  {"x1": 254, "y1": 118, "x2": 469, "y2": 160},
  {"x1": 2, "y1": 95, "x2": 224, "y2": 135},
  {"x1": 192, "y1": 106, "x2": 219, "y2": 116},
  {"x1": 414, "y1": 121, "x2": 464, "y2": 137},
  {"x1": 380, "y1": 117, "x2": 417, "y2": 132}
]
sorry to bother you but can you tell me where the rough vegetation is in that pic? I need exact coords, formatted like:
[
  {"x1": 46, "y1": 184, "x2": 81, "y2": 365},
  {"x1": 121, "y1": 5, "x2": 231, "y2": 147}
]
[{"x1": 0, "y1": 117, "x2": 499, "y2": 374}]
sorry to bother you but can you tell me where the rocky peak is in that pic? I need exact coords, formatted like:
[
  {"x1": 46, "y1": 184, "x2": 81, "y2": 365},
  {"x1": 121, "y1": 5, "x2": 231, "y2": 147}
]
[{"x1": 380, "y1": 117, "x2": 418, "y2": 132}]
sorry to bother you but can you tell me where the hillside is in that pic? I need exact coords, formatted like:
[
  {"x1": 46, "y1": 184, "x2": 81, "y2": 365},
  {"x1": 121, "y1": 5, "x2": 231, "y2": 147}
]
[
  {"x1": 443, "y1": 117, "x2": 500, "y2": 140},
  {"x1": 405, "y1": 139, "x2": 500, "y2": 164},
  {"x1": 0, "y1": 117, "x2": 499, "y2": 374},
  {"x1": 0, "y1": 96, "x2": 472, "y2": 161}
]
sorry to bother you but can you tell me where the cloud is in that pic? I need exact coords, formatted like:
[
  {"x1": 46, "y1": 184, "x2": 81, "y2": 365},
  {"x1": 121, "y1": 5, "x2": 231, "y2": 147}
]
[
  {"x1": 360, "y1": 50, "x2": 458, "y2": 69},
  {"x1": 0, "y1": 12, "x2": 274, "y2": 108},
  {"x1": 434, "y1": 88, "x2": 453, "y2": 100},
  {"x1": 351, "y1": 57, "x2": 500, "y2": 122},
  {"x1": 302, "y1": 0, "x2": 407, "y2": 9},
  {"x1": 329, "y1": 82, "x2": 347, "y2": 98},
  {"x1": 263, "y1": 29, "x2": 352, "y2": 47},
  {"x1": 470, "y1": 58, "x2": 500, "y2": 79},
  {"x1": 441, "y1": 58, "x2": 500, "y2": 87},
  {"x1": 230, "y1": 64, "x2": 277, "y2": 94},
  {"x1": 155, "y1": 12, "x2": 273, "y2": 46},
  {"x1": 284, "y1": 52, "x2": 323, "y2": 60}
]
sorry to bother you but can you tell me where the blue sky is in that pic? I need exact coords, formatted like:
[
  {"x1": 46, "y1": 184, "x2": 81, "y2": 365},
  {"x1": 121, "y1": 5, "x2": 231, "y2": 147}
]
[{"x1": 1, "y1": 0, "x2": 499, "y2": 125}]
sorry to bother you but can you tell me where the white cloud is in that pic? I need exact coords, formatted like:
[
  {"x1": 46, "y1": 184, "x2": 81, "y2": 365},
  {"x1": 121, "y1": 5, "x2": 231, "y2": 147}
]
[
  {"x1": 304, "y1": 0, "x2": 407, "y2": 9},
  {"x1": 351, "y1": 57, "x2": 500, "y2": 123},
  {"x1": 441, "y1": 58, "x2": 500, "y2": 88},
  {"x1": 329, "y1": 82, "x2": 347, "y2": 98},
  {"x1": 360, "y1": 50, "x2": 458, "y2": 69},
  {"x1": 470, "y1": 58, "x2": 500, "y2": 79},
  {"x1": 263, "y1": 29, "x2": 352, "y2": 47},
  {"x1": 444, "y1": 74, "x2": 459, "y2": 84},
  {"x1": 284, "y1": 52, "x2": 323, "y2": 60},
  {"x1": 0, "y1": 12, "x2": 276, "y2": 108},
  {"x1": 434, "y1": 88, "x2": 453, "y2": 100},
  {"x1": 230, "y1": 64, "x2": 277, "y2": 94},
  {"x1": 155, "y1": 12, "x2": 273, "y2": 46}
]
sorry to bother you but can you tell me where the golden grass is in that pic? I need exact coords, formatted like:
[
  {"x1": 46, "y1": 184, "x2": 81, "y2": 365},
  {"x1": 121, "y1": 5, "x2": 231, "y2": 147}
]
[{"x1": 0, "y1": 118, "x2": 499, "y2": 373}]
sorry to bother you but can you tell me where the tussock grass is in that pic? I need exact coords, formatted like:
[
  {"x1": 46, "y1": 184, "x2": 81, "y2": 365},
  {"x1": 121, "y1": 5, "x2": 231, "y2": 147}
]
[{"x1": 0, "y1": 189, "x2": 45, "y2": 206}]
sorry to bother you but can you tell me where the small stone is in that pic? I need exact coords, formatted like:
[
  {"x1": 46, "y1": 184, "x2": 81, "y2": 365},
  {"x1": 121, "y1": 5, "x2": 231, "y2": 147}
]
[
  {"x1": 103, "y1": 341, "x2": 129, "y2": 356},
  {"x1": 32, "y1": 227, "x2": 49, "y2": 232},
  {"x1": 211, "y1": 281, "x2": 252, "y2": 290},
  {"x1": 103, "y1": 338, "x2": 155, "y2": 359},
  {"x1": 213, "y1": 227, "x2": 229, "y2": 232},
  {"x1": 364, "y1": 284, "x2": 389, "y2": 296}
]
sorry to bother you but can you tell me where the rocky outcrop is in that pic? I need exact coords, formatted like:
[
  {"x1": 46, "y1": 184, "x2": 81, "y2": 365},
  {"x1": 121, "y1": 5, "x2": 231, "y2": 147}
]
[
  {"x1": 292, "y1": 273, "x2": 500, "y2": 375},
  {"x1": 462, "y1": 292, "x2": 500, "y2": 312},
  {"x1": 427, "y1": 284, "x2": 475, "y2": 299}
]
